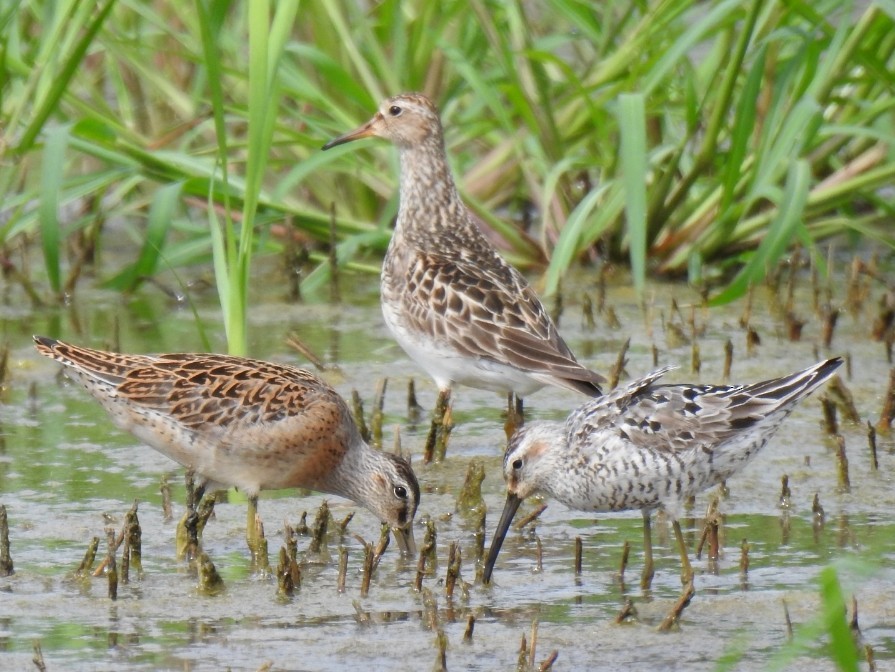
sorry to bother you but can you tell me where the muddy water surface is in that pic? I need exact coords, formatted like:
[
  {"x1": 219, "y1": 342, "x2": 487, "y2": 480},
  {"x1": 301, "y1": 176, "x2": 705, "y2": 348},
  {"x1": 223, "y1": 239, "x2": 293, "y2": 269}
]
[{"x1": 1, "y1": 260, "x2": 893, "y2": 670}]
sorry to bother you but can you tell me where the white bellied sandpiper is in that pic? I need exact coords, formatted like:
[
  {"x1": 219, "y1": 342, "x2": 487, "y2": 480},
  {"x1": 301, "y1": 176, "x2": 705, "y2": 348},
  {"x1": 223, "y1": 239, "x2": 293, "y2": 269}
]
[
  {"x1": 323, "y1": 94, "x2": 604, "y2": 439},
  {"x1": 483, "y1": 357, "x2": 842, "y2": 587}
]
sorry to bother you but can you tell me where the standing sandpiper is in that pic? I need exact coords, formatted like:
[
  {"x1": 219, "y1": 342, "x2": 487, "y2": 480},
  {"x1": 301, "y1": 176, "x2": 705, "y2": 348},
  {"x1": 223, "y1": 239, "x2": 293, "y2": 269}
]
[
  {"x1": 323, "y1": 93, "x2": 604, "y2": 442},
  {"x1": 483, "y1": 357, "x2": 842, "y2": 588}
]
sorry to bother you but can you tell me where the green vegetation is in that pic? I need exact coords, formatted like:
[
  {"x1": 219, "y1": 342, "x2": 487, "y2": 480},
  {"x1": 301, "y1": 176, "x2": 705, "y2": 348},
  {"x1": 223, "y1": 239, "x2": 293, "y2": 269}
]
[
  {"x1": 716, "y1": 563, "x2": 866, "y2": 672},
  {"x1": 2, "y1": 0, "x2": 894, "y2": 348}
]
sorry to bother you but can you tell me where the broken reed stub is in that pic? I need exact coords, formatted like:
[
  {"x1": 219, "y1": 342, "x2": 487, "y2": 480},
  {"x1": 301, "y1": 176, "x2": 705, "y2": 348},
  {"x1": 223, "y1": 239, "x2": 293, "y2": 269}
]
[
  {"x1": 308, "y1": 500, "x2": 330, "y2": 555},
  {"x1": 423, "y1": 389, "x2": 451, "y2": 465},
  {"x1": 337, "y1": 546, "x2": 348, "y2": 593},
  {"x1": 867, "y1": 421, "x2": 879, "y2": 471},
  {"x1": 835, "y1": 434, "x2": 851, "y2": 492},
  {"x1": 739, "y1": 539, "x2": 750, "y2": 576},
  {"x1": 445, "y1": 541, "x2": 461, "y2": 600},
  {"x1": 463, "y1": 614, "x2": 475, "y2": 642},
  {"x1": 76, "y1": 537, "x2": 100, "y2": 578},
  {"x1": 197, "y1": 550, "x2": 225, "y2": 596},
  {"x1": 617, "y1": 540, "x2": 630, "y2": 583},
  {"x1": 455, "y1": 458, "x2": 485, "y2": 517},
  {"x1": 0, "y1": 505, "x2": 13, "y2": 577},
  {"x1": 370, "y1": 378, "x2": 388, "y2": 449},
  {"x1": 106, "y1": 529, "x2": 118, "y2": 601},
  {"x1": 350, "y1": 391, "x2": 370, "y2": 443},
  {"x1": 876, "y1": 369, "x2": 895, "y2": 434},
  {"x1": 614, "y1": 598, "x2": 636, "y2": 624}
]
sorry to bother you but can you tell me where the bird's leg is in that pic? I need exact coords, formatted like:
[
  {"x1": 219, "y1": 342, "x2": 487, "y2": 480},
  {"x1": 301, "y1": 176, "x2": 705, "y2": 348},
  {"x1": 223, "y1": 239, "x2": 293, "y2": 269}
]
[
  {"x1": 672, "y1": 519, "x2": 694, "y2": 586},
  {"x1": 423, "y1": 388, "x2": 451, "y2": 464},
  {"x1": 640, "y1": 509, "x2": 655, "y2": 590},
  {"x1": 504, "y1": 392, "x2": 514, "y2": 440},
  {"x1": 504, "y1": 393, "x2": 525, "y2": 440}
]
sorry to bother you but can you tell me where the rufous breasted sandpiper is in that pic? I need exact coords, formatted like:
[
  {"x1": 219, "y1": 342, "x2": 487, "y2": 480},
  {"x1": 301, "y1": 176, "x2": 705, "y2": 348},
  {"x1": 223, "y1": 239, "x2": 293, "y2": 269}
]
[{"x1": 34, "y1": 336, "x2": 419, "y2": 558}]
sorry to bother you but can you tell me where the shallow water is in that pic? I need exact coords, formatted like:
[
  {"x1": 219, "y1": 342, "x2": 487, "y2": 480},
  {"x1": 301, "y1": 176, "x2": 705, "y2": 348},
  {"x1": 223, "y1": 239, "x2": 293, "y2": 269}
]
[{"x1": 1, "y1": 259, "x2": 894, "y2": 670}]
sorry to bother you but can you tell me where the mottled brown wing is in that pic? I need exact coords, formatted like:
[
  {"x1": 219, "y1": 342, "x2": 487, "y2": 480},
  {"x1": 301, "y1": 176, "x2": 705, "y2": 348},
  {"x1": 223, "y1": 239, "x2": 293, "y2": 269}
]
[
  {"x1": 400, "y1": 252, "x2": 604, "y2": 389},
  {"x1": 35, "y1": 337, "x2": 340, "y2": 436},
  {"x1": 120, "y1": 354, "x2": 333, "y2": 433}
]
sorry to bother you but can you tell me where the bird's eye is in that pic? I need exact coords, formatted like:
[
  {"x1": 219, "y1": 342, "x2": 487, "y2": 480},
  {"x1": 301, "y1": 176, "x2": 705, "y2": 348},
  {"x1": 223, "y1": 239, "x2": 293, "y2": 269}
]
[
  {"x1": 394, "y1": 485, "x2": 407, "y2": 499},
  {"x1": 388, "y1": 105, "x2": 402, "y2": 117},
  {"x1": 512, "y1": 459, "x2": 523, "y2": 470}
]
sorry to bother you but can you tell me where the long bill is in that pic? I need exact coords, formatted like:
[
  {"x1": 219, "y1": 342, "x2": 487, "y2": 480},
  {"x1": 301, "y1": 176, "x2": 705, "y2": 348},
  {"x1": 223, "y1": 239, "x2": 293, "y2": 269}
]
[
  {"x1": 392, "y1": 523, "x2": 417, "y2": 558},
  {"x1": 482, "y1": 491, "x2": 522, "y2": 584},
  {"x1": 321, "y1": 116, "x2": 379, "y2": 150}
]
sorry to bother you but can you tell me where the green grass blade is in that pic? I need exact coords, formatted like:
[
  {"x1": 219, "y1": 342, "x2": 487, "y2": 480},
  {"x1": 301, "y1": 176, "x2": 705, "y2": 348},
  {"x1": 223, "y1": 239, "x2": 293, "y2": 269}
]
[
  {"x1": 818, "y1": 566, "x2": 861, "y2": 671},
  {"x1": 544, "y1": 183, "x2": 621, "y2": 296},
  {"x1": 105, "y1": 182, "x2": 183, "y2": 292},
  {"x1": 226, "y1": 0, "x2": 299, "y2": 356},
  {"x1": 718, "y1": 44, "x2": 766, "y2": 219},
  {"x1": 194, "y1": 0, "x2": 237, "y2": 345},
  {"x1": 38, "y1": 124, "x2": 71, "y2": 295},
  {"x1": 710, "y1": 159, "x2": 811, "y2": 305},
  {"x1": 320, "y1": 0, "x2": 387, "y2": 100},
  {"x1": 15, "y1": 0, "x2": 117, "y2": 155},
  {"x1": 641, "y1": 0, "x2": 744, "y2": 97},
  {"x1": 207, "y1": 186, "x2": 232, "y2": 337}
]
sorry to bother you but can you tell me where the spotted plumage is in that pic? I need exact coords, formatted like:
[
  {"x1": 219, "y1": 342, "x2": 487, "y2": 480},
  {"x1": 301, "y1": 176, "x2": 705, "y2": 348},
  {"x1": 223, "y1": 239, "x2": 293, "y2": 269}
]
[
  {"x1": 323, "y1": 93, "x2": 604, "y2": 400},
  {"x1": 484, "y1": 357, "x2": 842, "y2": 585},
  {"x1": 33, "y1": 336, "x2": 419, "y2": 554}
]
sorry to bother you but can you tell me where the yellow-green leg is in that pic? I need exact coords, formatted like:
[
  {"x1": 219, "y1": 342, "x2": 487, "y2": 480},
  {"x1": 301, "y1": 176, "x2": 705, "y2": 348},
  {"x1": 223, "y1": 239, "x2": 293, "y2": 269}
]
[
  {"x1": 672, "y1": 519, "x2": 694, "y2": 586},
  {"x1": 640, "y1": 510, "x2": 655, "y2": 590},
  {"x1": 504, "y1": 393, "x2": 525, "y2": 441}
]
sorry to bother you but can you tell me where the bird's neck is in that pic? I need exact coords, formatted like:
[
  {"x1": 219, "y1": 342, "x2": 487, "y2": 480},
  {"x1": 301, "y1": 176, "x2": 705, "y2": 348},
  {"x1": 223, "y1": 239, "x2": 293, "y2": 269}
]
[
  {"x1": 396, "y1": 137, "x2": 465, "y2": 233},
  {"x1": 318, "y1": 437, "x2": 380, "y2": 512}
]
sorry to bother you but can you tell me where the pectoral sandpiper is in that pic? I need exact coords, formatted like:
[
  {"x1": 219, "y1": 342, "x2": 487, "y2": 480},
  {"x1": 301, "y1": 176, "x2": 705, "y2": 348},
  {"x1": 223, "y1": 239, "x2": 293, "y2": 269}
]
[
  {"x1": 483, "y1": 357, "x2": 842, "y2": 588},
  {"x1": 34, "y1": 336, "x2": 419, "y2": 557},
  {"x1": 323, "y1": 94, "x2": 604, "y2": 441}
]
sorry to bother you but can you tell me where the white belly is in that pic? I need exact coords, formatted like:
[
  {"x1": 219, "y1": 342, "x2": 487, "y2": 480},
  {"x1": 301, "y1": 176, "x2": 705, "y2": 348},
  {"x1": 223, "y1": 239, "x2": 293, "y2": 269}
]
[{"x1": 381, "y1": 301, "x2": 545, "y2": 397}]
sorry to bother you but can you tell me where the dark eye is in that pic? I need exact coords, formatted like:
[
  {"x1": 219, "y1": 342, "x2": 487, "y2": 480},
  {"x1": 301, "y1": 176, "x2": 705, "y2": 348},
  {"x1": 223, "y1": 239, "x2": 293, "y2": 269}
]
[
  {"x1": 388, "y1": 105, "x2": 402, "y2": 117},
  {"x1": 394, "y1": 485, "x2": 407, "y2": 499},
  {"x1": 512, "y1": 459, "x2": 523, "y2": 470}
]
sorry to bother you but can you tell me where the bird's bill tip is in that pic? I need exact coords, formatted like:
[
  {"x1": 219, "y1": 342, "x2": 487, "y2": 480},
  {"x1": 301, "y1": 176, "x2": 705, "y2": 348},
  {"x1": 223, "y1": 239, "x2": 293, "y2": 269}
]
[
  {"x1": 392, "y1": 524, "x2": 417, "y2": 557},
  {"x1": 322, "y1": 119, "x2": 378, "y2": 150},
  {"x1": 482, "y1": 491, "x2": 523, "y2": 584}
]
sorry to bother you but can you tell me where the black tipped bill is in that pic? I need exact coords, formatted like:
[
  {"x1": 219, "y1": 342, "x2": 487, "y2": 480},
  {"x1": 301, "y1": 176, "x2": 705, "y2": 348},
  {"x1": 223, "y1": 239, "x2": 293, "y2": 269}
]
[
  {"x1": 483, "y1": 491, "x2": 522, "y2": 584},
  {"x1": 321, "y1": 118, "x2": 378, "y2": 150},
  {"x1": 393, "y1": 524, "x2": 417, "y2": 558}
]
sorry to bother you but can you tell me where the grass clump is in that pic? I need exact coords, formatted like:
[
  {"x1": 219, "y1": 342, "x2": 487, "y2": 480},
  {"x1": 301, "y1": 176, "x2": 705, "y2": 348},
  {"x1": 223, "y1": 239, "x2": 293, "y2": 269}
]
[{"x1": 1, "y1": 0, "x2": 893, "y2": 315}]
